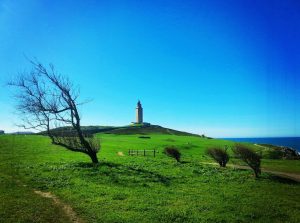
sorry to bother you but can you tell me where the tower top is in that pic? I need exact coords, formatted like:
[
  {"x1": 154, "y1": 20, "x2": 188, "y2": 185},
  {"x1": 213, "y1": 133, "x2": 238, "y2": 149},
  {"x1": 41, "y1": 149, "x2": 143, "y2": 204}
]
[{"x1": 137, "y1": 100, "x2": 142, "y2": 108}]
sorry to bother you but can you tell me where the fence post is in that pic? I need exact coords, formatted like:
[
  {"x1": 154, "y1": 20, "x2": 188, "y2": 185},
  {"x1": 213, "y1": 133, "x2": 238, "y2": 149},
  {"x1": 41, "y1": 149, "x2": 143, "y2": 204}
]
[
  {"x1": 129, "y1": 149, "x2": 130, "y2": 156},
  {"x1": 154, "y1": 149, "x2": 156, "y2": 157},
  {"x1": 144, "y1": 149, "x2": 145, "y2": 156},
  {"x1": 137, "y1": 150, "x2": 139, "y2": 156}
]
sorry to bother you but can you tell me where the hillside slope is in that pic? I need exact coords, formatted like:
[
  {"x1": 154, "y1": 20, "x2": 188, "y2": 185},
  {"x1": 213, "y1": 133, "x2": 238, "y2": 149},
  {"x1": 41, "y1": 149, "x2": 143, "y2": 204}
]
[
  {"x1": 45, "y1": 124, "x2": 202, "y2": 137},
  {"x1": 0, "y1": 134, "x2": 299, "y2": 223},
  {"x1": 105, "y1": 125, "x2": 201, "y2": 136}
]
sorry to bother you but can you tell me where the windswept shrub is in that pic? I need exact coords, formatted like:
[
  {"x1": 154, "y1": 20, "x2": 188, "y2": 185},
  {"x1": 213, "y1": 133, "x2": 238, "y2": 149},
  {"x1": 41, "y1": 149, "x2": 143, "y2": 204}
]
[
  {"x1": 164, "y1": 147, "x2": 181, "y2": 162},
  {"x1": 233, "y1": 144, "x2": 261, "y2": 178},
  {"x1": 206, "y1": 147, "x2": 229, "y2": 167}
]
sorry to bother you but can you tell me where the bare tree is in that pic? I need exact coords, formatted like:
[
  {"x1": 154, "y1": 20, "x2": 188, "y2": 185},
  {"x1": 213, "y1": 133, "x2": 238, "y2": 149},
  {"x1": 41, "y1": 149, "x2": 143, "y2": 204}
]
[
  {"x1": 233, "y1": 144, "x2": 261, "y2": 178},
  {"x1": 206, "y1": 146, "x2": 229, "y2": 167},
  {"x1": 8, "y1": 60, "x2": 100, "y2": 164}
]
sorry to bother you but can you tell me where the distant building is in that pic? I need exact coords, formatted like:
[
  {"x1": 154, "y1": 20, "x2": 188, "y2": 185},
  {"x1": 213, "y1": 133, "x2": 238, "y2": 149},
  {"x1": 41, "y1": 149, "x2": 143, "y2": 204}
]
[
  {"x1": 0, "y1": 130, "x2": 4, "y2": 135},
  {"x1": 132, "y1": 100, "x2": 150, "y2": 125},
  {"x1": 136, "y1": 100, "x2": 143, "y2": 124}
]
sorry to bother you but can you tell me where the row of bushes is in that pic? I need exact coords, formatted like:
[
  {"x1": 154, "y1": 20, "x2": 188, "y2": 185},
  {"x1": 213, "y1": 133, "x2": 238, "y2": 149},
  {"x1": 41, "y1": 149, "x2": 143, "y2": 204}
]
[{"x1": 164, "y1": 144, "x2": 261, "y2": 178}]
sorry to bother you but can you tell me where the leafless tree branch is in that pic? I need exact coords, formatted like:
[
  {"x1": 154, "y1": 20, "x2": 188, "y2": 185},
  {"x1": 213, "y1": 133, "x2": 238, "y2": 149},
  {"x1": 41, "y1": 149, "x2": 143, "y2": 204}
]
[{"x1": 8, "y1": 60, "x2": 100, "y2": 163}]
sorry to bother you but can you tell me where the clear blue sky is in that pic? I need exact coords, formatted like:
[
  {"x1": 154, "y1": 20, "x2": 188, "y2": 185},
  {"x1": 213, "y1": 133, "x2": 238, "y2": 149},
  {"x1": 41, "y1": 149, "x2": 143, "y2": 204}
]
[{"x1": 0, "y1": 0, "x2": 299, "y2": 137}]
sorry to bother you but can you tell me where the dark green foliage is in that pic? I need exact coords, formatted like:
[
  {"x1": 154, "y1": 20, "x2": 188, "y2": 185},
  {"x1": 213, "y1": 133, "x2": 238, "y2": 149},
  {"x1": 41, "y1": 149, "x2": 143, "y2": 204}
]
[
  {"x1": 47, "y1": 125, "x2": 200, "y2": 136},
  {"x1": 259, "y1": 144, "x2": 300, "y2": 160},
  {"x1": 164, "y1": 147, "x2": 181, "y2": 162},
  {"x1": 233, "y1": 144, "x2": 262, "y2": 178},
  {"x1": 268, "y1": 149, "x2": 284, "y2": 159},
  {"x1": 43, "y1": 126, "x2": 117, "y2": 136},
  {"x1": 138, "y1": 136, "x2": 151, "y2": 139},
  {"x1": 206, "y1": 147, "x2": 229, "y2": 167}
]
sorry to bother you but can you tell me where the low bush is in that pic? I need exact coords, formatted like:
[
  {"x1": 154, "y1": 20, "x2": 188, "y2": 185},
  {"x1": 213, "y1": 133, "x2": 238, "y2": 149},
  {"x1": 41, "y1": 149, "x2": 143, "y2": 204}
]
[
  {"x1": 164, "y1": 147, "x2": 181, "y2": 162},
  {"x1": 233, "y1": 144, "x2": 261, "y2": 178},
  {"x1": 206, "y1": 147, "x2": 229, "y2": 167},
  {"x1": 267, "y1": 149, "x2": 284, "y2": 159}
]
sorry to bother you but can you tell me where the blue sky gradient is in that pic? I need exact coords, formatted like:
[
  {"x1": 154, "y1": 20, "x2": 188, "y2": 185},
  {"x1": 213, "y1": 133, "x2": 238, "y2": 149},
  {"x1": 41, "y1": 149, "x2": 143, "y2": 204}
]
[{"x1": 0, "y1": 0, "x2": 299, "y2": 137}]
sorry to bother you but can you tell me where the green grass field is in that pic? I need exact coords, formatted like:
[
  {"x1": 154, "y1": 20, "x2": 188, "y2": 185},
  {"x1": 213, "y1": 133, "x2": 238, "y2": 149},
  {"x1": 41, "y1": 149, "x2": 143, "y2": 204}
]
[{"x1": 1, "y1": 134, "x2": 300, "y2": 222}]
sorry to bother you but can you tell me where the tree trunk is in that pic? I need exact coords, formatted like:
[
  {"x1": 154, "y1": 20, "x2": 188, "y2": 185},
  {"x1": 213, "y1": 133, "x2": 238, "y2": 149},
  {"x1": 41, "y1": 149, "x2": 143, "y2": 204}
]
[
  {"x1": 88, "y1": 151, "x2": 99, "y2": 164},
  {"x1": 254, "y1": 167, "x2": 261, "y2": 178},
  {"x1": 220, "y1": 161, "x2": 226, "y2": 167}
]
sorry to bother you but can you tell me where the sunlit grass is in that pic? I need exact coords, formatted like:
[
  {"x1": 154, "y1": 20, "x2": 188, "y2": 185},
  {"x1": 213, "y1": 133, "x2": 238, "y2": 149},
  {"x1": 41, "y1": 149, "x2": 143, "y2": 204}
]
[{"x1": 0, "y1": 135, "x2": 299, "y2": 222}]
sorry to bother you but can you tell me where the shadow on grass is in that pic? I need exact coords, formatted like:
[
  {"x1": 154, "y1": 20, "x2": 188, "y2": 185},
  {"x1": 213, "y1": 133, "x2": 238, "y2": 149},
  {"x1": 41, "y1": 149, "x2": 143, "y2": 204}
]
[
  {"x1": 70, "y1": 161, "x2": 171, "y2": 186},
  {"x1": 180, "y1": 144, "x2": 198, "y2": 150},
  {"x1": 228, "y1": 168, "x2": 299, "y2": 184},
  {"x1": 265, "y1": 175, "x2": 299, "y2": 185},
  {"x1": 179, "y1": 161, "x2": 191, "y2": 164}
]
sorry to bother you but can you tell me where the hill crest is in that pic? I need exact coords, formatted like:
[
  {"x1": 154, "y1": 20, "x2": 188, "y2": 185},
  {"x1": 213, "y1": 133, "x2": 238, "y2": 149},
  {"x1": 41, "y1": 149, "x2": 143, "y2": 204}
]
[{"x1": 45, "y1": 124, "x2": 201, "y2": 137}]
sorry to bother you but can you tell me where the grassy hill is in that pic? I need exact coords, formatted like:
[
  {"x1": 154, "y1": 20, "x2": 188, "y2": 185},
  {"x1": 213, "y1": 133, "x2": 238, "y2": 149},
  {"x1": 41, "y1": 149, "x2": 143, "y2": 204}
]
[
  {"x1": 104, "y1": 124, "x2": 202, "y2": 136},
  {"x1": 1, "y1": 133, "x2": 300, "y2": 222},
  {"x1": 45, "y1": 124, "x2": 202, "y2": 137}
]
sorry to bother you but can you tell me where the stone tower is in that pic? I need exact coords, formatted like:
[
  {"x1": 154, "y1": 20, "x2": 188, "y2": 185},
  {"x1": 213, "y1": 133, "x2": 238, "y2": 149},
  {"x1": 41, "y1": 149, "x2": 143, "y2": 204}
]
[{"x1": 136, "y1": 100, "x2": 143, "y2": 124}]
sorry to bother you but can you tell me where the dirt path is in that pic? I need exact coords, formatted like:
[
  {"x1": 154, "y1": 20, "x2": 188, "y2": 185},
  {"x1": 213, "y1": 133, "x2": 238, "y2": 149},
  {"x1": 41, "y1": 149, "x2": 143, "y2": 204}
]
[
  {"x1": 34, "y1": 190, "x2": 84, "y2": 223},
  {"x1": 117, "y1": 151, "x2": 125, "y2": 156},
  {"x1": 261, "y1": 170, "x2": 300, "y2": 182},
  {"x1": 230, "y1": 164, "x2": 300, "y2": 182},
  {"x1": 202, "y1": 162, "x2": 300, "y2": 182},
  {"x1": 4, "y1": 174, "x2": 84, "y2": 223}
]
